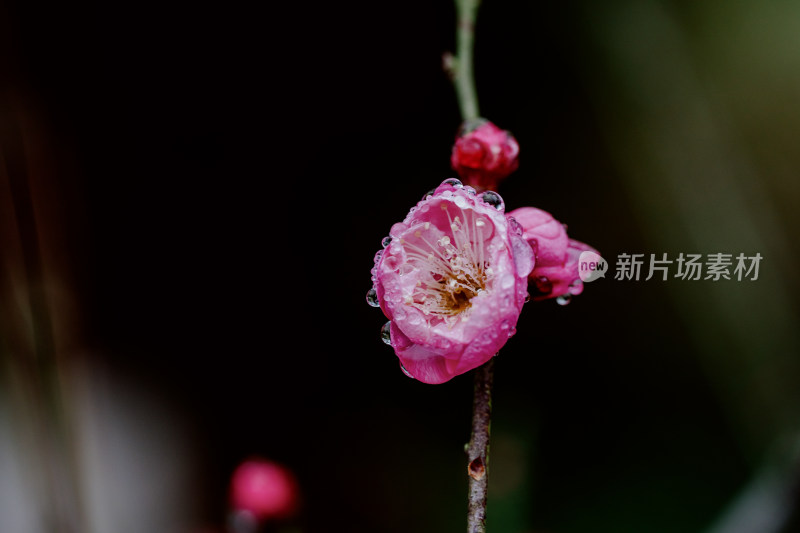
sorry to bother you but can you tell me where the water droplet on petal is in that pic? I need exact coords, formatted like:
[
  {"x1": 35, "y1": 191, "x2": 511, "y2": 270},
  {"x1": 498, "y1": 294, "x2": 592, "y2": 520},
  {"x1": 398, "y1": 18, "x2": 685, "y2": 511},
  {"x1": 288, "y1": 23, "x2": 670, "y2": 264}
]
[
  {"x1": 422, "y1": 188, "x2": 436, "y2": 200},
  {"x1": 524, "y1": 292, "x2": 531, "y2": 303},
  {"x1": 556, "y1": 294, "x2": 572, "y2": 306},
  {"x1": 373, "y1": 250, "x2": 383, "y2": 264},
  {"x1": 381, "y1": 236, "x2": 392, "y2": 248},
  {"x1": 380, "y1": 321, "x2": 392, "y2": 345},
  {"x1": 464, "y1": 186, "x2": 477, "y2": 195},
  {"x1": 366, "y1": 287, "x2": 380, "y2": 307},
  {"x1": 568, "y1": 279, "x2": 583, "y2": 295},
  {"x1": 400, "y1": 363, "x2": 415, "y2": 378},
  {"x1": 532, "y1": 276, "x2": 552, "y2": 297},
  {"x1": 480, "y1": 191, "x2": 504, "y2": 211},
  {"x1": 443, "y1": 178, "x2": 463, "y2": 188},
  {"x1": 507, "y1": 216, "x2": 524, "y2": 236}
]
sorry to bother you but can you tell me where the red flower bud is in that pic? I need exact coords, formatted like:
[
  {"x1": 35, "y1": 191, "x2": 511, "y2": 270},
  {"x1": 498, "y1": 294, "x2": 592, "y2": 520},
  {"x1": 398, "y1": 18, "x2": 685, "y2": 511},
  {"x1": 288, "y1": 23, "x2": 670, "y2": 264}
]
[
  {"x1": 229, "y1": 458, "x2": 299, "y2": 522},
  {"x1": 451, "y1": 118, "x2": 519, "y2": 191}
]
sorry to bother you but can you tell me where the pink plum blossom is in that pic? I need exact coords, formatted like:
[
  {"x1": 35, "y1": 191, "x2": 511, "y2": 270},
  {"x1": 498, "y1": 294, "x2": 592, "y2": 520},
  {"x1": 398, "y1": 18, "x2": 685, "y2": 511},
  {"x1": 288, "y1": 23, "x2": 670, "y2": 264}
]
[
  {"x1": 450, "y1": 118, "x2": 520, "y2": 191},
  {"x1": 370, "y1": 179, "x2": 534, "y2": 384},
  {"x1": 507, "y1": 206, "x2": 598, "y2": 302}
]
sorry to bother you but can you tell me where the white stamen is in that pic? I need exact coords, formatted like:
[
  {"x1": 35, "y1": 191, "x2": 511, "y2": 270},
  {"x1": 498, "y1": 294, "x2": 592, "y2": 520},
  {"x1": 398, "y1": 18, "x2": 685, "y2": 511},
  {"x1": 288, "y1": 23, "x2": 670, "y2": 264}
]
[{"x1": 401, "y1": 200, "x2": 497, "y2": 325}]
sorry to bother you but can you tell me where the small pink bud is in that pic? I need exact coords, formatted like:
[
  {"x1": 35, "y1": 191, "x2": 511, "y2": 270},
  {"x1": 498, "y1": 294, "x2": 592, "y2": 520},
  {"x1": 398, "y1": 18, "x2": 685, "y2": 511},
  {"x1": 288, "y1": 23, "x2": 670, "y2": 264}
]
[
  {"x1": 507, "y1": 207, "x2": 598, "y2": 303},
  {"x1": 451, "y1": 118, "x2": 520, "y2": 191},
  {"x1": 229, "y1": 458, "x2": 299, "y2": 522}
]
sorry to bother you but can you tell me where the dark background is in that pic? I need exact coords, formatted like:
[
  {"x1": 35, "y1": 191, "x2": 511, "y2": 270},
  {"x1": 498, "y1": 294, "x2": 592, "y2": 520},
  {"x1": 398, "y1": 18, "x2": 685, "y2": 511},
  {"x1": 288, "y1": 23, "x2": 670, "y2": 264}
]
[{"x1": 2, "y1": 1, "x2": 799, "y2": 532}]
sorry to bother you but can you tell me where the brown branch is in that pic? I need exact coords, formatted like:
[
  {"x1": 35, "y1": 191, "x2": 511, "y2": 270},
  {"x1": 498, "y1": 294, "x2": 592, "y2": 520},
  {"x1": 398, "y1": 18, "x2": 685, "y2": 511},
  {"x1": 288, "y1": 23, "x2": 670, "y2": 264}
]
[{"x1": 466, "y1": 358, "x2": 494, "y2": 532}]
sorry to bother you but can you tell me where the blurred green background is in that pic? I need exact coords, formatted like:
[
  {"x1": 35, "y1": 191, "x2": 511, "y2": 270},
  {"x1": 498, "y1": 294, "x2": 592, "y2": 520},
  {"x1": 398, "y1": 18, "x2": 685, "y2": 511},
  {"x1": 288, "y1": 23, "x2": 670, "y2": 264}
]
[{"x1": 1, "y1": 0, "x2": 798, "y2": 532}]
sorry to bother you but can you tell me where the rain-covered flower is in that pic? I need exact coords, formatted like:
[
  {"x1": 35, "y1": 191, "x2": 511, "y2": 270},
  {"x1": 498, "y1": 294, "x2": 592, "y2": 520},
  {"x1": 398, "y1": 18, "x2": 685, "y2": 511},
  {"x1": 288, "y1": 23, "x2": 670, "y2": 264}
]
[
  {"x1": 229, "y1": 458, "x2": 299, "y2": 522},
  {"x1": 450, "y1": 118, "x2": 519, "y2": 191},
  {"x1": 368, "y1": 179, "x2": 534, "y2": 384},
  {"x1": 507, "y1": 206, "x2": 597, "y2": 304}
]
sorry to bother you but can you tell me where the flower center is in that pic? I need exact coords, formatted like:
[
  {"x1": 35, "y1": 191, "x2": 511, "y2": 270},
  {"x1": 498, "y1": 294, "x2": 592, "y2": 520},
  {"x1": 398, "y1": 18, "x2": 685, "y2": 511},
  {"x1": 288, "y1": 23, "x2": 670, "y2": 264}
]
[{"x1": 401, "y1": 202, "x2": 495, "y2": 322}]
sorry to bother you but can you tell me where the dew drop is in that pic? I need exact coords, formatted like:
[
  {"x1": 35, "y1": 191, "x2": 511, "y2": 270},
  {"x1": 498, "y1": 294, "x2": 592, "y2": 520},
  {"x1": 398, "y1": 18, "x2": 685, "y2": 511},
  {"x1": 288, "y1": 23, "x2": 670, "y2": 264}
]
[
  {"x1": 400, "y1": 363, "x2": 415, "y2": 378},
  {"x1": 531, "y1": 276, "x2": 552, "y2": 296},
  {"x1": 443, "y1": 178, "x2": 463, "y2": 188},
  {"x1": 507, "y1": 216, "x2": 524, "y2": 236},
  {"x1": 568, "y1": 279, "x2": 583, "y2": 295},
  {"x1": 381, "y1": 235, "x2": 392, "y2": 247},
  {"x1": 480, "y1": 191, "x2": 504, "y2": 210},
  {"x1": 366, "y1": 287, "x2": 380, "y2": 307},
  {"x1": 524, "y1": 292, "x2": 531, "y2": 303},
  {"x1": 422, "y1": 188, "x2": 436, "y2": 200},
  {"x1": 464, "y1": 186, "x2": 477, "y2": 195},
  {"x1": 556, "y1": 294, "x2": 572, "y2": 306},
  {"x1": 380, "y1": 321, "x2": 392, "y2": 345},
  {"x1": 373, "y1": 249, "x2": 383, "y2": 264}
]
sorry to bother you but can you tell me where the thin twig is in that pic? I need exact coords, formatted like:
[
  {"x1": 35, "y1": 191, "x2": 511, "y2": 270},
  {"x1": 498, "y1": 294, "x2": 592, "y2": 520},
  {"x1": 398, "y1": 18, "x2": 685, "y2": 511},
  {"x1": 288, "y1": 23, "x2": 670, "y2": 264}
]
[
  {"x1": 453, "y1": 0, "x2": 481, "y2": 120},
  {"x1": 466, "y1": 358, "x2": 494, "y2": 532}
]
